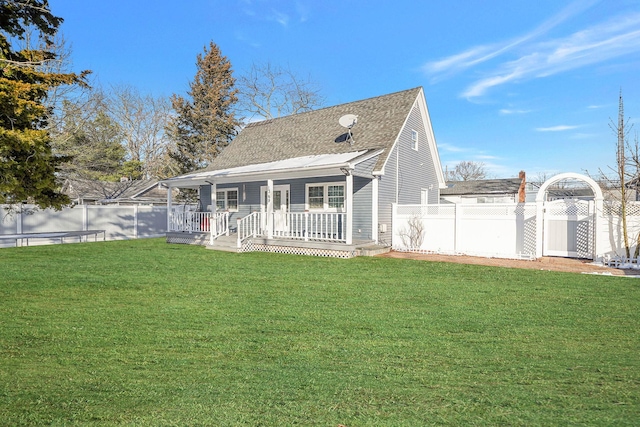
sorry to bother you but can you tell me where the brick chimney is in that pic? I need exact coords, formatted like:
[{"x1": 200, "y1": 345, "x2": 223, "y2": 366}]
[{"x1": 518, "y1": 170, "x2": 526, "y2": 203}]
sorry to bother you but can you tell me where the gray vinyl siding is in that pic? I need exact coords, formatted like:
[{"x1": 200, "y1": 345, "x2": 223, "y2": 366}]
[
  {"x1": 377, "y1": 145, "x2": 397, "y2": 246},
  {"x1": 377, "y1": 103, "x2": 440, "y2": 244},
  {"x1": 199, "y1": 185, "x2": 211, "y2": 211},
  {"x1": 354, "y1": 155, "x2": 378, "y2": 177},
  {"x1": 398, "y1": 105, "x2": 439, "y2": 204},
  {"x1": 352, "y1": 176, "x2": 373, "y2": 241}
]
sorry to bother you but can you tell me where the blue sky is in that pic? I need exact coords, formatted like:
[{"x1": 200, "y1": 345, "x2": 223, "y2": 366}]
[{"x1": 52, "y1": 0, "x2": 640, "y2": 180}]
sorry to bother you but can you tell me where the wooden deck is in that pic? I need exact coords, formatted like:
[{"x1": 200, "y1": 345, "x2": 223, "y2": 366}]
[{"x1": 166, "y1": 231, "x2": 389, "y2": 258}]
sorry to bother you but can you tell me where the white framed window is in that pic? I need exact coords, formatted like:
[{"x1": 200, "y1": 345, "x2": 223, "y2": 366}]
[
  {"x1": 215, "y1": 188, "x2": 238, "y2": 211},
  {"x1": 411, "y1": 129, "x2": 419, "y2": 151},
  {"x1": 306, "y1": 182, "x2": 345, "y2": 211}
]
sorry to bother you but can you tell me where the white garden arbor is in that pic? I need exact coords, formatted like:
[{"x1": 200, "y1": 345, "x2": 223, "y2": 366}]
[{"x1": 535, "y1": 172, "x2": 604, "y2": 260}]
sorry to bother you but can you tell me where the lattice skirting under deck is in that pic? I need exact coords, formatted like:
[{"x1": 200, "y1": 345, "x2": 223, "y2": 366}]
[
  {"x1": 241, "y1": 240, "x2": 355, "y2": 258},
  {"x1": 166, "y1": 235, "x2": 209, "y2": 245}
]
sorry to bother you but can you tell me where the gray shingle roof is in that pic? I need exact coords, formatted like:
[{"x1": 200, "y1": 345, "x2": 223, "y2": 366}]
[
  {"x1": 441, "y1": 178, "x2": 523, "y2": 196},
  {"x1": 204, "y1": 87, "x2": 422, "y2": 173}
]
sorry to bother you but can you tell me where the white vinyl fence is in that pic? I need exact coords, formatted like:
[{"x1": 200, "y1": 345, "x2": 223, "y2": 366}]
[
  {"x1": 0, "y1": 204, "x2": 167, "y2": 248},
  {"x1": 392, "y1": 201, "x2": 640, "y2": 261}
]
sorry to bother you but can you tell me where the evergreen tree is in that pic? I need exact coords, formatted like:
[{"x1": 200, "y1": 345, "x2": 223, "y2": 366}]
[
  {"x1": 167, "y1": 42, "x2": 239, "y2": 174},
  {"x1": 0, "y1": 0, "x2": 88, "y2": 209}
]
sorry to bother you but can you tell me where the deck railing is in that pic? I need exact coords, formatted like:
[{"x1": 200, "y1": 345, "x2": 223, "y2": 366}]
[
  {"x1": 273, "y1": 212, "x2": 346, "y2": 242},
  {"x1": 169, "y1": 210, "x2": 212, "y2": 233},
  {"x1": 210, "y1": 212, "x2": 230, "y2": 241},
  {"x1": 237, "y1": 212, "x2": 263, "y2": 248}
]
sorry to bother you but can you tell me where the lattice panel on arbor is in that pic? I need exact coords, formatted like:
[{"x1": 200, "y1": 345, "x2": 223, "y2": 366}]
[
  {"x1": 546, "y1": 200, "x2": 590, "y2": 216},
  {"x1": 576, "y1": 220, "x2": 592, "y2": 258},
  {"x1": 523, "y1": 215, "x2": 538, "y2": 257}
]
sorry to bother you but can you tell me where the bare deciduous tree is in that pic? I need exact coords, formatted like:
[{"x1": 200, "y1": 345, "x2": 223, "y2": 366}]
[
  {"x1": 107, "y1": 85, "x2": 172, "y2": 179},
  {"x1": 236, "y1": 62, "x2": 324, "y2": 120},
  {"x1": 596, "y1": 91, "x2": 635, "y2": 258},
  {"x1": 445, "y1": 160, "x2": 487, "y2": 181}
]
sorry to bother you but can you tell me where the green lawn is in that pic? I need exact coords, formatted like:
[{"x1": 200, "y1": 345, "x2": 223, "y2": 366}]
[{"x1": 1, "y1": 238, "x2": 638, "y2": 426}]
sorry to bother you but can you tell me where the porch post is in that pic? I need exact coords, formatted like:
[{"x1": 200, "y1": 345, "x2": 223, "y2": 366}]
[
  {"x1": 346, "y1": 173, "x2": 353, "y2": 245},
  {"x1": 372, "y1": 177, "x2": 379, "y2": 244},
  {"x1": 267, "y1": 179, "x2": 274, "y2": 239},
  {"x1": 210, "y1": 182, "x2": 217, "y2": 239},
  {"x1": 166, "y1": 184, "x2": 172, "y2": 232},
  {"x1": 211, "y1": 183, "x2": 217, "y2": 214}
]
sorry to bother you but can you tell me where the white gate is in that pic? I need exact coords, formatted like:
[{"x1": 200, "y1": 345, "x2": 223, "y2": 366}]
[{"x1": 543, "y1": 199, "x2": 595, "y2": 258}]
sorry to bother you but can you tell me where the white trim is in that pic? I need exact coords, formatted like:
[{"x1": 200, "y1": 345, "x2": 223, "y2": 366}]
[
  {"x1": 267, "y1": 180, "x2": 274, "y2": 239},
  {"x1": 166, "y1": 183, "x2": 173, "y2": 231},
  {"x1": 417, "y1": 88, "x2": 447, "y2": 188},
  {"x1": 372, "y1": 177, "x2": 379, "y2": 244},
  {"x1": 421, "y1": 188, "x2": 429, "y2": 205},
  {"x1": 305, "y1": 181, "x2": 346, "y2": 212},
  {"x1": 211, "y1": 183, "x2": 217, "y2": 213},
  {"x1": 345, "y1": 174, "x2": 353, "y2": 245}
]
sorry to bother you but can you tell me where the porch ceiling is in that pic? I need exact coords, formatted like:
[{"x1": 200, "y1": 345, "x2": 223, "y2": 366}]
[{"x1": 161, "y1": 150, "x2": 378, "y2": 187}]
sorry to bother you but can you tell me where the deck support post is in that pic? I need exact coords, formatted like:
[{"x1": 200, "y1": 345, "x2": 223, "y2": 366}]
[
  {"x1": 210, "y1": 182, "x2": 217, "y2": 243},
  {"x1": 372, "y1": 177, "x2": 379, "y2": 244},
  {"x1": 166, "y1": 183, "x2": 173, "y2": 232},
  {"x1": 346, "y1": 173, "x2": 353, "y2": 245},
  {"x1": 267, "y1": 179, "x2": 274, "y2": 239}
]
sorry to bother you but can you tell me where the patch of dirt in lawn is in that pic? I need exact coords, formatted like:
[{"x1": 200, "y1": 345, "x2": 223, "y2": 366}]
[{"x1": 378, "y1": 251, "x2": 636, "y2": 276}]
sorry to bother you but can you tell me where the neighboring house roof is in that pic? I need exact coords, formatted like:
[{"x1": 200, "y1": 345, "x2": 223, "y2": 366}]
[
  {"x1": 526, "y1": 182, "x2": 596, "y2": 199},
  {"x1": 62, "y1": 178, "x2": 166, "y2": 204},
  {"x1": 163, "y1": 87, "x2": 444, "y2": 187},
  {"x1": 441, "y1": 178, "x2": 523, "y2": 196}
]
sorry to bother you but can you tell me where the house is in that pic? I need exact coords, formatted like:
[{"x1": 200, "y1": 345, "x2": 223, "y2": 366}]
[
  {"x1": 62, "y1": 178, "x2": 171, "y2": 205},
  {"x1": 161, "y1": 87, "x2": 445, "y2": 257},
  {"x1": 441, "y1": 172, "x2": 526, "y2": 204}
]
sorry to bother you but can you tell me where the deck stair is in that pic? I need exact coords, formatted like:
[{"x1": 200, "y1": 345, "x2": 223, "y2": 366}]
[
  {"x1": 205, "y1": 234, "x2": 239, "y2": 253},
  {"x1": 355, "y1": 244, "x2": 391, "y2": 257}
]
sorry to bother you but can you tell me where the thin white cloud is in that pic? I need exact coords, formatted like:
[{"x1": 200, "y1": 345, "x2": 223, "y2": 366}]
[
  {"x1": 475, "y1": 154, "x2": 499, "y2": 160},
  {"x1": 296, "y1": 1, "x2": 310, "y2": 23},
  {"x1": 269, "y1": 10, "x2": 290, "y2": 26},
  {"x1": 570, "y1": 132, "x2": 598, "y2": 139},
  {"x1": 461, "y1": 12, "x2": 640, "y2": 98},
  {"x1": 536, "y1": 125, "x2": 580, "y2": 132},
  {"x1": 499, "y1": 108, "x2": 532, "y2": 115},
  {"x1": 234, "y1": 31, "x2": 261, "y2": 48},
  {"x1": 438, "y1": 142, "x2": 467, "y2": 152},
  {"x1": 423, "y1": 0, "x2": 599, "y2": 80}
]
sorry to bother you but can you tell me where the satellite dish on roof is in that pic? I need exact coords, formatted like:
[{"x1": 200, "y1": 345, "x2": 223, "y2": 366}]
[
  {"x1": 338, "y1": 114, "x2": 358, "y2": 145},
  {"x1": 339, "y1": 114, "x2": 358, "y2": 129}
]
